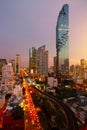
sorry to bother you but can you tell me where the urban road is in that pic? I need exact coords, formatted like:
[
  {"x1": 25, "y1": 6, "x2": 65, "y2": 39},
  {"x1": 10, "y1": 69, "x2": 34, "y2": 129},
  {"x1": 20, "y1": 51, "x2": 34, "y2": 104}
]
[{"x1": 25, "y1": 78, "x2": 79, "y2": 130}]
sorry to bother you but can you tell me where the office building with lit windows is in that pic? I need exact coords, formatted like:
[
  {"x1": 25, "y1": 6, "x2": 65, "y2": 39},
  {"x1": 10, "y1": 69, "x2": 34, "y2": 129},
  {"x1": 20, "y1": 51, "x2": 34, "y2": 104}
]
[
  {"x1": 2, "y1": 63, "x2": 14, "y2": 83},
  {"x1": 0, "y1": 59, "x2": 7, "y2": 77},
  {"x1": 29, "y1": 47, "x2": 37, "y2": 73},
  {"x1": 37, "y1": 45, "x2": 48, "y2": 75},
  {"x1": 9, "y1": 59, "x2": 15, "y2": 73},
  {"x1": 80, "y1": 59, "x2": 87, "y2": 79},
  {"x1": 15, "y1": 54, "x2": 20, "y2": 74},
  {"x1": 56, "y1": 4, "x2": 69, "y2": 76}
]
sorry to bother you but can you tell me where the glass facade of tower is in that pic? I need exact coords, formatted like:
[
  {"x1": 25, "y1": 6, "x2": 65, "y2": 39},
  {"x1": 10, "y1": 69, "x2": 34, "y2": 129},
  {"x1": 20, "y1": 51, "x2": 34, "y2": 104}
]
[
  {"x1": 15, "y1": 54, "x2": 20, "y2": 74},
  {"x1": 29, "y1": 47, "x2": 37, "y2": 73},
  {"x1": 29, "y1": 45, "x2": 48, "y2": 75},
  {"x1": 37, "y1": 45, "x2": 48, "y2": 75},
  {"x1": 56, "y1": 4, "x2": 69, "y2": 76}
]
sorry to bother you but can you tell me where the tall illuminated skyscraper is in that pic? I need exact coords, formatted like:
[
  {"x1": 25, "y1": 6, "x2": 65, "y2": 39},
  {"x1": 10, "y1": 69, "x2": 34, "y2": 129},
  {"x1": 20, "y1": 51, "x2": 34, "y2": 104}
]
[
  {"x1": 29, "y1": 45, "x2": 48, "y2": 75},
  {"x1": 29, "y1": 47, "x2": 37, "y2": 73},
  {"x1": 37, "y1": 45, "x2": 48, "y2": 75},
  {"x1": 56, "y1": 4, "x2": 69, "y2": 77},
  {"x1": 15, "y1": 54, "x2": 20, "y2": 74}
]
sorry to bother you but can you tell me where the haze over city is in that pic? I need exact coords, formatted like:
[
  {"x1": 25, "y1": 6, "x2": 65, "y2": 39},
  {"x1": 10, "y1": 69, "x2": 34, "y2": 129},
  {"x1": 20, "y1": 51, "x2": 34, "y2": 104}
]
[{"x1": 0, "y1": 0, "x2": 87, "y2": 67}]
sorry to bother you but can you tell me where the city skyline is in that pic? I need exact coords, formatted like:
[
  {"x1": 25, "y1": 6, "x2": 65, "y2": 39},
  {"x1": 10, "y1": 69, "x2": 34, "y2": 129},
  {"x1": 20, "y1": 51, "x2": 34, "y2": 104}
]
[{"x1": 0, "y1": 0, "x2": 87, "y2": 67}]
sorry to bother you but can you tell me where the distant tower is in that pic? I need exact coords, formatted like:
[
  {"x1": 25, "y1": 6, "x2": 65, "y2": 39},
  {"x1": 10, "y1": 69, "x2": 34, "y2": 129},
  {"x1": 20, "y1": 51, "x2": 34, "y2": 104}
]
[
  {"x1": 2, "y1": 63, "x2": 14, "y2": 83},
  {"x1": 0, "y1": 59, "x2": 7, "y2": 77},
  {"x1": 37, "y1": 45, "x2": 48, "y2": 76},
  {"x1": 29, "y1": 47, "x2": 37, "y2": 73},
  {"x1": 56, "y1": 4, "x2": 69, "y2": 77},
  {"x1": 9, "y1": 59, "x2": 15, "y2": 73},
  {"x1": 80, "y1": 59, "x2": 87, "y2": 79},
  {"x1": 15, "y1": 54, "x2": 20, "y2": 74},
  {"x1": 53, "y1": 56, "x2": 57, "y2": 76}
]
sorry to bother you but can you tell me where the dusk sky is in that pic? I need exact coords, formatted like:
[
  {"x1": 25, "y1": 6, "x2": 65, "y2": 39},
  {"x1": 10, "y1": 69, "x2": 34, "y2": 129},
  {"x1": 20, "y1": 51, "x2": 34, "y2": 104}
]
[{"x1": 0, "y1": 0, "x2": 87, "y2": 67}]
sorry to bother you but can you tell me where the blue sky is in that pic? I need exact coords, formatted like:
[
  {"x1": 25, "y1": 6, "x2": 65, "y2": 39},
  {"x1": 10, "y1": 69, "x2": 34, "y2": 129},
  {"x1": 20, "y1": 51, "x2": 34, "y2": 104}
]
[{"x1": 0, "y1": 0, "x2": 87, "y2": 67}]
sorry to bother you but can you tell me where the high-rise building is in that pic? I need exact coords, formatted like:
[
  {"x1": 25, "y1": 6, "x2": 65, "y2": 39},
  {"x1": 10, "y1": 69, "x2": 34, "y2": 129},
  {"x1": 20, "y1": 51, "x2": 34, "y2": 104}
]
[
  {"x1": 15, "y1": 54, "x2": 20, "y2": 74},
  {"x1": 56, "y1": 4, "x2": 69, "y2": 77},
  {"x1": 2, "y1": 63, "x2": 14, "y2": 83},
  {"x1": 80, "y1": 59, "x2": 87, "y2": 69},
  {"x1": 80, "y1": 59, "x2": 87, "y2": 79},
  {"x1": 29, "y1": 47, "x2": 37, "y2": 73},
  {"x1": 53, "y1": 56, "x2": 57, "y2": 76},
  {"x1": 0, "y1": 59, "x2": 7, "y2": 77},
  {"x1": 69, "y1": 65, "x2": 81, "y2": 78},
  {"x1": 37, "y1": 45, "x2": 48, "y2": 75},
  {"x1": 9, "y1": 59, "x2": 15, "y2": 73},
  {"x1": 29, "y1": 45, "x2": 48, "y2": 76}
]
